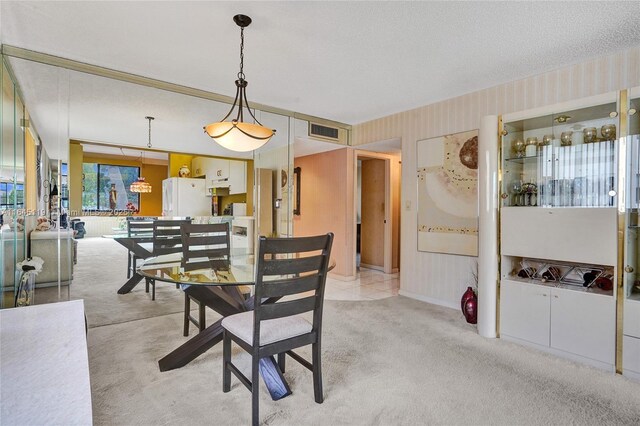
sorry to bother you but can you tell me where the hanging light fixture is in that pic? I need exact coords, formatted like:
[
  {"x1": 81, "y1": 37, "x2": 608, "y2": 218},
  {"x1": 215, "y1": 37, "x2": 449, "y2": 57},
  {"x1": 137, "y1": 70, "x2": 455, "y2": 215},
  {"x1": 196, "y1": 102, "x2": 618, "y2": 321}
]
[
  {"x1": 130, "y1": 116, "x2": 154, "y2": 193},
  {"x1": 204, "y1": 14, "x2": 275, "y2": 152}
]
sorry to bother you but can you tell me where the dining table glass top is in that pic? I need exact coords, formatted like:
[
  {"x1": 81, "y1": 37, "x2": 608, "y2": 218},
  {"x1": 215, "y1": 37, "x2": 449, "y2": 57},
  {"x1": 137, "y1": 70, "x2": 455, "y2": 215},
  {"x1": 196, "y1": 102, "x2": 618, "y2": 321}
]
[{"x1": 137, "y1": 249, "x2": 256, "y2": 286}]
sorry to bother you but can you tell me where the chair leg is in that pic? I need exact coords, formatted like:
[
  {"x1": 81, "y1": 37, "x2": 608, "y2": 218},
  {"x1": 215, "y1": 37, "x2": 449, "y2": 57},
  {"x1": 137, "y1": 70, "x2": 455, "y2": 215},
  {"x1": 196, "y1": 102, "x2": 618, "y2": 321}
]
[
  {"x1": 198, "y1": 302, "x2": 206, "y2": 332},
  {"x1": 312, "y1": 343, "x2": 323, "y2": 403},
  {"x1": 252, "y1": 354, "x2": 260, "y2": 426},
  {"x1": 183, "y1": 294, "x2": 190, "y2": 337},
  {"x1": 222, "y1": 331, "x2": 231, "y2": 393},
  {"x1": 278, "y1": 352, "x2": 286, "y2": 373},
  {"x1": 127, "y1": 253, "x2": 132, "y2": 279},
  {"x1": 151, "y1": 280, "x2": 156, "y2": 301}
]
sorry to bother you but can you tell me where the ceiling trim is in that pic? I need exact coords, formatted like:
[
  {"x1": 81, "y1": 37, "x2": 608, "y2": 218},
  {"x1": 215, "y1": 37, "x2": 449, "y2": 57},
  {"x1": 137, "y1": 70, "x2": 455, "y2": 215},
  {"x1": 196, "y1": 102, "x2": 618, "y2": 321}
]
[{"x1": 0, "y1": 44, "x2": 352, "y2": 132}]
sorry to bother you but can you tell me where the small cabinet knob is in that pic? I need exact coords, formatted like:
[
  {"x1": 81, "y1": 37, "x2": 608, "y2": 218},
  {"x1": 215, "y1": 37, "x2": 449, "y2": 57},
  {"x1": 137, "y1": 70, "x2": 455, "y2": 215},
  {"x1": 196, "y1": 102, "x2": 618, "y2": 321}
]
[
  {"x1": 625, "y1": 265, "x2": 634, "y2": 273},
  {"x1": 501, "y1": 193, "x2": 508, "y2": 199}
]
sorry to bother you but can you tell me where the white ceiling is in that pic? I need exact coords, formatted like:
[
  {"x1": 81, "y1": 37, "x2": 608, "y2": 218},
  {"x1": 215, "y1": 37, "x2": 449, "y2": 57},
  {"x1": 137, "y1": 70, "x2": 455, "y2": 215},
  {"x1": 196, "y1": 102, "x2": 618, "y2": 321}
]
[{"x1": 2, "y1": 1, "x2": 639, "y2": 126}]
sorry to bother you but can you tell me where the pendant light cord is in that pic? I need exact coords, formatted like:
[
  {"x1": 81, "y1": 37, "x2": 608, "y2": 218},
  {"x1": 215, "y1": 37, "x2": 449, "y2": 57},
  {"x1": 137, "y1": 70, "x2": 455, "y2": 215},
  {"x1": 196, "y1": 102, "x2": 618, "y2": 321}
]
[
  {"x1": 147, "y1": 117, "x2": 153, "y2": 148},
  {"x1": 238, "y1": 26, "x2": 245, "y2": 80}
]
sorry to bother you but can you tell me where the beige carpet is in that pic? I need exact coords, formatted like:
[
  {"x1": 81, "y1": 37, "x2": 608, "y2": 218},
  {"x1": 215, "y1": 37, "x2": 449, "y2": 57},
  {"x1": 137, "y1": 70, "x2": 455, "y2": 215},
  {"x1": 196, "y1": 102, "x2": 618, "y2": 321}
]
[
  {"x1": 37, "y1": 237, "x2": 187, "y2": 327},
  {"x1": 60, "y1": 238, "x2": 640, "y2": 424}
]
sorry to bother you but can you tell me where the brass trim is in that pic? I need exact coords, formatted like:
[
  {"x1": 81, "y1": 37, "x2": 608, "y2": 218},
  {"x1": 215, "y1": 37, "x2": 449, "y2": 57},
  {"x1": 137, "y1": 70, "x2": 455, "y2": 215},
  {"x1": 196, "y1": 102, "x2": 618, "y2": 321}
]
[
  {"x1": 0, "y1": 44, "x2": 352, "y2": 132},
  {"x1": 497, "y1": 115, "x2": 504, "y2": 338},
  {"x1": 616, "y1": 89, "x2": 628, "y2": 375}
]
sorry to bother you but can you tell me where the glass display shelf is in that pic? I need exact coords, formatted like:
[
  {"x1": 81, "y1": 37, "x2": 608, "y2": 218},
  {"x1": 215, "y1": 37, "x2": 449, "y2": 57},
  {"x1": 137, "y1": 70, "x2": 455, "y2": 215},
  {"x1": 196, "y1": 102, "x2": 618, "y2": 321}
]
[{"x1": 501, "y1": 100, "x2": 618, "y2": 208}]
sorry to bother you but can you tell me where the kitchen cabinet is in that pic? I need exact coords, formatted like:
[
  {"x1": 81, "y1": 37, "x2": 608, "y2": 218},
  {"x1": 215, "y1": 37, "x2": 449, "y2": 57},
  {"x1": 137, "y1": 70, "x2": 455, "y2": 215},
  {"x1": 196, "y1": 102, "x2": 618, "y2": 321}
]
[
  {"x1": 191, "y1": 157, "x2": 248, "y2": 194},
  {"x1": 228, "y1": 160, "x2": 247, "y2": 195},
  {"x1": 205, "y1": 158, "x2": 230, "y2": 182}
]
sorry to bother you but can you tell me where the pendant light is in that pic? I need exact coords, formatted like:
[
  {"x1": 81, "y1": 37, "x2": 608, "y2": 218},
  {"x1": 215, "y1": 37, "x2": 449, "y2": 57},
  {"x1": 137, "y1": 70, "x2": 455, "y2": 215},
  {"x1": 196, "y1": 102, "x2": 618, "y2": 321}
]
[
  {"x1": 130, "y1": 116, "x2": 154, "y2": 193},
  {"x1": 204, "y1": 14, "x2": 275, "y2": 152}
]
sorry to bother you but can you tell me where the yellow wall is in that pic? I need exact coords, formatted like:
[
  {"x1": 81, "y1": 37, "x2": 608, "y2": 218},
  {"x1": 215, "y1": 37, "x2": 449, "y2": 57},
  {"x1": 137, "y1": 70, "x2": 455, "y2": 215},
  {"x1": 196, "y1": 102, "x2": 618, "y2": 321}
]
[
  {"x1": 168, "y1": 153, "x2": 194, "y2": 177},
  {"x1": 69, "y1": 142, "x2": 83, "y2": 214},
  {"x1": 68, "y1": 149, "x2": 167, "y2": 216}
]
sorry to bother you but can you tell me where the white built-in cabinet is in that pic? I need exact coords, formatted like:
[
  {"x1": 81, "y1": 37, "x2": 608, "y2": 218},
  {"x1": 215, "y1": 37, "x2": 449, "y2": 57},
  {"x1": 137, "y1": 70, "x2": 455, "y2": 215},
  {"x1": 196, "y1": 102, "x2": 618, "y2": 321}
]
[{"x1": 497, "y1": 91, "x2": 620, "y2": 371}]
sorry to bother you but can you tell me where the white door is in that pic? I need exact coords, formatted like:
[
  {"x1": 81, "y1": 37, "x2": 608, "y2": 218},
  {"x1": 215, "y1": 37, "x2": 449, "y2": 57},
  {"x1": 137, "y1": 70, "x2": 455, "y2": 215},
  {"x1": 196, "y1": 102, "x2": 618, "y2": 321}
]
[{"x1": 500, "y1": 279, "x2": 551, "y2": 346}]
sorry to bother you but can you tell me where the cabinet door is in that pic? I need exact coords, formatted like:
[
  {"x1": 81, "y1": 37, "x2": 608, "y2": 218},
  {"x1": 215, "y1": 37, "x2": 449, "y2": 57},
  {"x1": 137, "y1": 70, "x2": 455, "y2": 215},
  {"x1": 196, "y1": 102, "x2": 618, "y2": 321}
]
[
  {"x1": 228, "y1": 160, "x2": 246, "y2": 195},
  {"x1": 191, "y1": 157, "x2": 206, "y2": 177},
  {"x1": 550, "y1": 287, "x2": 615, "y2": 364},
  {"x1": 500, "y1": 279, "x2": 551, "y2": 346},
  {"x1": 207, "y1": 159, "x2": 229, "y2": 180}
]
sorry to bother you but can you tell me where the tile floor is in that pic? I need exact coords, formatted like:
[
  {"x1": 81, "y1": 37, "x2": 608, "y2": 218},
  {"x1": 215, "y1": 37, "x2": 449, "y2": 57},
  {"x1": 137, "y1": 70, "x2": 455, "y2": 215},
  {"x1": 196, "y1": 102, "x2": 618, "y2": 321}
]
[{"x1": 324, "y1": 267, "x2": 399, "y2": 301}]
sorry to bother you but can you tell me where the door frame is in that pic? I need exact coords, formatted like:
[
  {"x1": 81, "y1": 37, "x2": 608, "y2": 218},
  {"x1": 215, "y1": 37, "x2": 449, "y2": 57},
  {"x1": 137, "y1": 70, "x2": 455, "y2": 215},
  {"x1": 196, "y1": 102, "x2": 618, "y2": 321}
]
[{"x1": 354, "y1": 150, "x2": 394, "y2": 274}]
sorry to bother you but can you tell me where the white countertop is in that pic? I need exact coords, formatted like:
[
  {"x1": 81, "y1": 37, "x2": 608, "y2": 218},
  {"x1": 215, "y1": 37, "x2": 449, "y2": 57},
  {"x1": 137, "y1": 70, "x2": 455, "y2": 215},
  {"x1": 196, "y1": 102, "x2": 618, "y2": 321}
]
[{"x1": 0, "y1": 300, "x2": 93, "y2": 425}]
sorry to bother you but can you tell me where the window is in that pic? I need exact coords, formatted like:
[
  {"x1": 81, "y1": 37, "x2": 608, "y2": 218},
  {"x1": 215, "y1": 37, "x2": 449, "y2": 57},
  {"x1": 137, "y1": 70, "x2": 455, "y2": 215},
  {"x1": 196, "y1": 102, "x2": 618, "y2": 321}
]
[
  {"x1": 82, "y1": 163, "x2": 140, "y2": 211},
  {"x1": 0, "y1": 182, "x2": 24, "y2": 208},
  {"x1": 61, "y1": 163, "x2": 69, "y2": 209}
]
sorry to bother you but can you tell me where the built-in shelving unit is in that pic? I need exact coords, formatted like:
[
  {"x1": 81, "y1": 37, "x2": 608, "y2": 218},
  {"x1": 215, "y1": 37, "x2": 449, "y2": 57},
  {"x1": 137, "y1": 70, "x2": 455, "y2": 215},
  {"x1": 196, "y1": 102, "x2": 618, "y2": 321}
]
[{"x1": 498, "y1": 92, "x2": 620, "y2": 371}]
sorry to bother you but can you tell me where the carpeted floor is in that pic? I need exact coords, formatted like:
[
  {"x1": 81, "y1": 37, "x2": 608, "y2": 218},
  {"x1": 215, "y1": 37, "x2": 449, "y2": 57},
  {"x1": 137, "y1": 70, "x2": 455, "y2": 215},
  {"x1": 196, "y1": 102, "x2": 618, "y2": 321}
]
[{"x1": 73, "y1": 239, "x2": 640, "y2": 424}]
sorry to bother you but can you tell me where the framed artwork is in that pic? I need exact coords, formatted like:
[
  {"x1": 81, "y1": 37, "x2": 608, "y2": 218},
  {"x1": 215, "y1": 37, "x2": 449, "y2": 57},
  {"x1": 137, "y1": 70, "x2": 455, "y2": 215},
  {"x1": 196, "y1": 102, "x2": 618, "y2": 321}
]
[{"x1": 417, "y1": 129, "x2": 478, "y2": 256}]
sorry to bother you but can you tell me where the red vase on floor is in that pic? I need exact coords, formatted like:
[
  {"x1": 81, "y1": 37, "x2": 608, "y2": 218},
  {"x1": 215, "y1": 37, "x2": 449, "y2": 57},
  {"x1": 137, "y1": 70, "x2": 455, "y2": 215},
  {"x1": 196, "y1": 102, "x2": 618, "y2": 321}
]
[
  {"x1": 464, "y1": 297, "x2": 477, "y2": 324},
  {"x1": 461, "y1": 287, "x2": 475, "y2": 314}
]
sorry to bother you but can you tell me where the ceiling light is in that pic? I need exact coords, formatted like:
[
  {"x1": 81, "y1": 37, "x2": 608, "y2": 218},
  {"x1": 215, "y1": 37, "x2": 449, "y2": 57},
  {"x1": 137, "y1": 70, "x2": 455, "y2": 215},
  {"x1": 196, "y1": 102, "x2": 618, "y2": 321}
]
[
  {"x1": 130, "y1": 116, "x2": 154, "y2": 193},
  {"x1": 204, "y1": 14, "x2": 275, "y2": 152}
]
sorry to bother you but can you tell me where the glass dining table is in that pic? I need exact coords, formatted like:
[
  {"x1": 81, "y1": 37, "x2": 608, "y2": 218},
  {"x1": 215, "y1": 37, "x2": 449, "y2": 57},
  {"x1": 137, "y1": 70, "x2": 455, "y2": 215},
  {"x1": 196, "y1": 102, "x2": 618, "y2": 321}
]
[{"x1": 136, "y1": 250, "x2": 291, "y2": 401}]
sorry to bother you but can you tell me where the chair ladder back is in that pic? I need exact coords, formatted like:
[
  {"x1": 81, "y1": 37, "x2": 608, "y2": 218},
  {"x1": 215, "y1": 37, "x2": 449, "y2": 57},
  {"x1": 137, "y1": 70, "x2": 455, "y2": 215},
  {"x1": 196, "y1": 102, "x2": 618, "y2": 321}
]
[
  {"x1": 153, "y1": 219, "x2": 190, "y2": 255},
  {"x1": 253, "y1": 233, "x2": 334, "y2": 346},
  {"x1": 181, "y1": 222, "x2": 230, "y2": 265},
  {"x1": 127, "y1": 220, "x2": 154, "y2": 237}
]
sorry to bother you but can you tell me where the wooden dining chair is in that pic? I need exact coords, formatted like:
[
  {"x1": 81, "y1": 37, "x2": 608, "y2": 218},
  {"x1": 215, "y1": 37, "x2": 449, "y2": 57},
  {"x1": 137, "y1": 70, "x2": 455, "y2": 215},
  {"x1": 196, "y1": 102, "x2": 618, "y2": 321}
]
[
  {"x1": 147, "y1": 219, "x2": 191, "y2": 300},
  {"x1": 221, "y1": 233, "x2": 334, "y2": 426},
  {"x1": 126, "y1": 218, "x2": 154, "y2": 279},
  {"x1": 180, "y1": 222, "x2": 230, "y2": 336}
]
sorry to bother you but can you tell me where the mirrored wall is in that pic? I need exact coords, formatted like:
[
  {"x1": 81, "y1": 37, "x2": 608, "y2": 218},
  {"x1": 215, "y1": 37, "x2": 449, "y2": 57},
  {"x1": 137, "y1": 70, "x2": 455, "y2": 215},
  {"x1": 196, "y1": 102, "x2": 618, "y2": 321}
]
[{"x1": 0, "y1": 49, "x2": 346, "y2": 309}]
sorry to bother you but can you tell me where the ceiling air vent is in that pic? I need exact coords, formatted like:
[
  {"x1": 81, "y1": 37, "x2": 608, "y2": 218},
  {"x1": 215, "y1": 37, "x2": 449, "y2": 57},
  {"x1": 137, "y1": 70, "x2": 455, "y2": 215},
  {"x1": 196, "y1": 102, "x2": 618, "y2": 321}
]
[{"x1": 309, "y1": 122, "x2": 340, "y2": 141}]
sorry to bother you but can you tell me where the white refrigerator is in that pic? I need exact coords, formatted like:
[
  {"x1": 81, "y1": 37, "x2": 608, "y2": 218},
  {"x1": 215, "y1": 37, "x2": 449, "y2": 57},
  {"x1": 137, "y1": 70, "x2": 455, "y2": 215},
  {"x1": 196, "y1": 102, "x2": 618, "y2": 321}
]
[{"x1": 162, "y1": 177, "x2": 210, "y2": 217}]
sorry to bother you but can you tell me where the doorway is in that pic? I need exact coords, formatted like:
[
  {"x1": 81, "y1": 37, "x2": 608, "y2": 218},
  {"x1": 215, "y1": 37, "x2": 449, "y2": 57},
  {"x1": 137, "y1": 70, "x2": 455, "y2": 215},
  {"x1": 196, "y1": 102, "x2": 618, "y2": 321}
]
[
  {"x1": 359, "y1": 158, "x2": 386, "y2": 271},
  {"x1": 355, "y1": 149, "x2": 401, "y2": 275}
]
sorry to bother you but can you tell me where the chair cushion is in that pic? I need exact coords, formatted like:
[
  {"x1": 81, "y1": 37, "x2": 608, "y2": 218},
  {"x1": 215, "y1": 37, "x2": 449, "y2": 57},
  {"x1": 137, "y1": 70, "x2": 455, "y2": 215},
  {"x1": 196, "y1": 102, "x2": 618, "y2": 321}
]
[{"x1": 222, "y1": 311, "x2": 312, "y2": 346}]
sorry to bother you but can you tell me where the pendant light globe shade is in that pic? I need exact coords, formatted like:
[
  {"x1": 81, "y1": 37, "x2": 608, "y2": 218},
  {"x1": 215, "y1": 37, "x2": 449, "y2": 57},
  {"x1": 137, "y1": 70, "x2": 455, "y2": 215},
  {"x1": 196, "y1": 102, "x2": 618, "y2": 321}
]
[
  {"x1": 130, "y1": 177, "x2": 152, "y2": 193},
  {"x1": 204, "y1": 121, "x2": 274, "y2": 152}
]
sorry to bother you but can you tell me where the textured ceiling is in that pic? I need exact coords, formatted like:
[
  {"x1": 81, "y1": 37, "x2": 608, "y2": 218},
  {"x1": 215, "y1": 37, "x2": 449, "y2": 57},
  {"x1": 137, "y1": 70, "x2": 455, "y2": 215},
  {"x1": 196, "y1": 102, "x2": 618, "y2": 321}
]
[{"x1": 2, "y1": 1, "x2": 639, "y2": 125}]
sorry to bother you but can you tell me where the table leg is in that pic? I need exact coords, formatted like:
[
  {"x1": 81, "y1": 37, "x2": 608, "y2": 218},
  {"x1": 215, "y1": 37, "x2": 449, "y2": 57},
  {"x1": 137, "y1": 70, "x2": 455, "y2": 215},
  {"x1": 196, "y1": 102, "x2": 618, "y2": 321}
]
[
  {"x1": 117, "y1": 272, "x2": 145, "y2": 294},
  {"x1": 260, "y1": 356, "x2": 292, "y2": 400},
  {"x1": 159, "y1": 288, "x2": 293, "y2": 400}
]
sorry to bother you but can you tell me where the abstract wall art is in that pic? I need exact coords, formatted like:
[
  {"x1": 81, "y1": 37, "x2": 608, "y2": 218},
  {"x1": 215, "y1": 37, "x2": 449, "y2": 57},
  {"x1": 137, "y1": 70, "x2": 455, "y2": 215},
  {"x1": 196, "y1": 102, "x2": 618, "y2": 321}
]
[{"x1": 417, "y1": 129, "x2": 478, "y2": 256}]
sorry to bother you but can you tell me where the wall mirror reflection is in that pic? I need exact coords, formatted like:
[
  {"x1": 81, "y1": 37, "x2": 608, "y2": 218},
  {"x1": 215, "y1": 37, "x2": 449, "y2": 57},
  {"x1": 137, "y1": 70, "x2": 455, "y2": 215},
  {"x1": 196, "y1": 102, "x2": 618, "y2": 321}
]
[{"x1": 1, "y1": 52, "x2": 348, "y2": 312}]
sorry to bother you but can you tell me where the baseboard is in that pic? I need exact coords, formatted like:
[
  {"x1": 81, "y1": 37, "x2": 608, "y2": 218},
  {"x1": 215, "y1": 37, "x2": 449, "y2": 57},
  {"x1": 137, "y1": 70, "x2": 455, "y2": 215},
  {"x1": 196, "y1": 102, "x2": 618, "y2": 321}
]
[
  {"x1": 328, "y1": 272, "x2": 357, "y2": 282},
  {"x1": 398, "y1": 289, "x2": 458, "y2": 311},
  {"x1": 500, "y1": 334, "x2": 615, "y2": 373},
  {"x1": 623, "y1": 369, "x2": 640, "y2": 382},
  {"x1": 360, "y1": 263, "x2": 384, "y2": 272}
]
